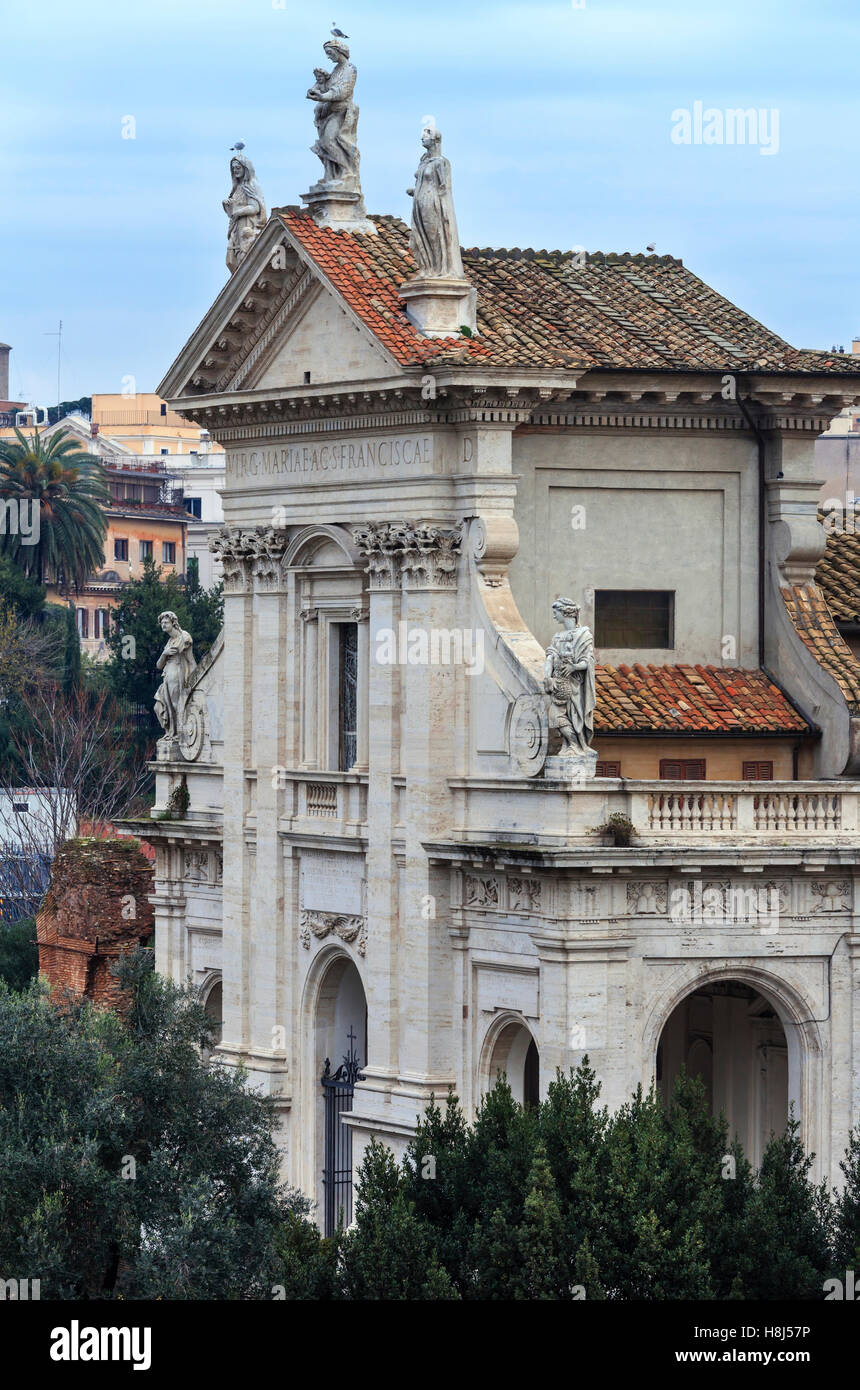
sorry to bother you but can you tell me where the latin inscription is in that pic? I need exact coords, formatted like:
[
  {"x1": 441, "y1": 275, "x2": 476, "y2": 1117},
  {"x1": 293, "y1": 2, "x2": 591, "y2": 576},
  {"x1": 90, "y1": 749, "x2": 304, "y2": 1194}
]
[{"x1": 226, "y1": 434, "x2": 434, "y2": 481}]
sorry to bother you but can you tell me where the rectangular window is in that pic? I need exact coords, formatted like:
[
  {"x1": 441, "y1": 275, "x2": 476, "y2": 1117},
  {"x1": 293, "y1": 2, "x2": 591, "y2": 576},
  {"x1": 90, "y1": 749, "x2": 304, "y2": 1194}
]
[
  {"x1": 338, "y1": 623, "x2": 358, "y2": 771},
  {"x1": 185, "y1": 497, "x2": 202, "y2": 519},
  {"x1": 93, "y1": 608, "x2": 109, "y2": 639},
  {"x1": 596, "y1": 761, "x2": 621, "y2": 777},
  {"x1": 76, "y1": 607, "x2": 89, "y2": 638},
  {"x1": 659, "y1": 759, "x2": 706, "y2": 780},
  {"x1": 162, "y1": 542, "x2": 176, "y2": 564},
  {"x1": 114, "y1": 538, "x2": 129, "y2": 561},
  {"x1": 140, "y1": 539, "x2": 153, "y2": 561},
  {"x1": 742, "y1": 760, "x2": 774, "y2": 780},
  {"x1": 595, "y1": 590, "x2": 674, "y2": 649}
]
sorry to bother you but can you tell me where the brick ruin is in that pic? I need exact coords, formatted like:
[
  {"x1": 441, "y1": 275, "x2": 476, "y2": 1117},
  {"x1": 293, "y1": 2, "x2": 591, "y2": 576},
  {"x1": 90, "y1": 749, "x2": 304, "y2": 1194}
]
[{"x1": 36, "y1": 838, "x2": 155, "y2": 1013}]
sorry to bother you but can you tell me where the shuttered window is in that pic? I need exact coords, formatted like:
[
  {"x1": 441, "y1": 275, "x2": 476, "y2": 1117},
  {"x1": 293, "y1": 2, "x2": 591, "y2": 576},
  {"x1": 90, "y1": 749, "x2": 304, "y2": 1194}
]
[
  {"x1": 742, "y1": 761, "x2": 774, "y2": 780},
  {"x1": 596, "y1": 761, "x2": 621, "y2": 777},
  {"x1": 659, "y1": 759, "x2": 706, "y2": 779}
]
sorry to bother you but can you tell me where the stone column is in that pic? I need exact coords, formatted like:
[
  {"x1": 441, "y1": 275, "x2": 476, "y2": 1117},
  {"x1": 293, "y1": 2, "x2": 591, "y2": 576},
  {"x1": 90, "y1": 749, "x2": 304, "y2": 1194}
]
[
  {"x1": 352, "y1": 606, "x2": 369, "y2": 772},
  {"x1": 300, "y1": 607, "x2": 318, "y2": 768},
  {"x1": 217, "y1": 549, "x2": 255, "y2": 1067},
  {"x1": 247, "y1": 556, "x2": 290, "y2": 1126}
]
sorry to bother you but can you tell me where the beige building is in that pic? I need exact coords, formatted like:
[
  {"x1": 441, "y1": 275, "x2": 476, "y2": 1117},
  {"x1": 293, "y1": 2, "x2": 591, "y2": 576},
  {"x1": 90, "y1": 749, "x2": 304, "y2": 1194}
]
[{"x1": 135, "y1": 120, "x2": 860, "y2": 1228}]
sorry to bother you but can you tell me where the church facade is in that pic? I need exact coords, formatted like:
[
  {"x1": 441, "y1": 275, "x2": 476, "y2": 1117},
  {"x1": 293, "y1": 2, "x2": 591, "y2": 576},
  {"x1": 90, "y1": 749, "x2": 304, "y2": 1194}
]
[{"x1": 141, "y1": 37, "x2": 860, "y2": 1223}]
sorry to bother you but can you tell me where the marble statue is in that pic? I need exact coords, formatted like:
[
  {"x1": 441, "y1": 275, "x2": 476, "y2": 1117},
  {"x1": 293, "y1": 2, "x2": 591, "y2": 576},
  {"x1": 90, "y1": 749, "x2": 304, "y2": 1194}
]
[
  {"x1": 306, "y1": 37, "x2": 361, "y2": 190},
  {"x1": 407, "y1": 124, "x2": 465, "y2": 279},
  {"x1": 223, "y1": 146, "x2": 267, "y2": 273},
  {"x1": 154, "y1": 611, "x2": 196, "y2": 742},
  {"x1": 543, "y1": 598, "x2": 596, "y2": 755}
]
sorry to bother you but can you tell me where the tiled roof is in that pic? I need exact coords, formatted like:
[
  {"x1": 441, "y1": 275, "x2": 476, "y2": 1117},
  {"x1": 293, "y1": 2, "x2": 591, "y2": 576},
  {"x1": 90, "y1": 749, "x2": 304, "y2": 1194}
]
[
  {"x1": 781, "y1": 582, "x2": 860, "y2": 707},
  {"x1": 816, "y1": 514, "x2": 860, "y2": 624},
  {"x1": 594, "y1": 664, "x2": 810, "y2": 734},
  {"x1": 280, "y1": 209, "x2": 860, "y2": 376}
]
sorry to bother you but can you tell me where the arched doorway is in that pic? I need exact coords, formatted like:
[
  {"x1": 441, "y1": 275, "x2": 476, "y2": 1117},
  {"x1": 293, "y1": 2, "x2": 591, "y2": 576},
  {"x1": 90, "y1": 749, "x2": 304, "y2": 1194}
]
[
  {"x1": 200, "y1": 976, "x2": 222, "y2": 1063},
  {"x1": 203, "y1": 980, "x2": 223, "y2": 1045},
  {"x1": 656, "y1": 980, "x2": 788, "y2": 1166},
  {"x1": 486, "y1": 1018, "x2": 540, "y2": 1109},
  {"x1": 314, "y1": 954, "x2": 367, "y2": 1234}
]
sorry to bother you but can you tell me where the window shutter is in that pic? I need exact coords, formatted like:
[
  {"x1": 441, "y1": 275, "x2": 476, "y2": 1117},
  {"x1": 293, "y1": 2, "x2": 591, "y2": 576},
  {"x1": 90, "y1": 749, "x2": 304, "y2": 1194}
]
[
  {"x1": 742, "y1": 761, "x2": 773, "y2": 780},
  {"x1": 596, "y1": 761, "x2": 621, "y2": 777},
  {"x1": 660, "y1": 759, "x2": 706, "y2": 780}
]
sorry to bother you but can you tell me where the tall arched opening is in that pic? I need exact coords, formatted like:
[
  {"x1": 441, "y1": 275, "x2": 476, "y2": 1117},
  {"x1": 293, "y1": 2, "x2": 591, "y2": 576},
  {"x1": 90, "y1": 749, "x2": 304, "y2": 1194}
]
[
  {"x1": 484, "y1": 1016, "x2": 540, "y2": 1109},
  {"x1": 656, "y1": 979, "x2": 788, "y2": 1166},
  {"x1": 313, "y1": 953, "x2": 368, "y2": 1234}
]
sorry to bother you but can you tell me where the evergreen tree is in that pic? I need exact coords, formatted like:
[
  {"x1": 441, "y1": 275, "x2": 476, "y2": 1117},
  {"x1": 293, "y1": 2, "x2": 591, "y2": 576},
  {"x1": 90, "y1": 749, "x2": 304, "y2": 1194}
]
[
  {"x1": 737, "y1": 1110, "x2": 833, "y2": 1299},
  {"x1": 833, "y1": 1126, "x2": 860, "y2": 1270},
  {"x1": 0, "y1": 949, "x2": 302, "y2": 1298},
  {"x1": 61, "y1": 602, "x2": 81, "y2": 694},
  {"x1": 338, "y1": 1139, "x2": 455, "y2": 1299}
]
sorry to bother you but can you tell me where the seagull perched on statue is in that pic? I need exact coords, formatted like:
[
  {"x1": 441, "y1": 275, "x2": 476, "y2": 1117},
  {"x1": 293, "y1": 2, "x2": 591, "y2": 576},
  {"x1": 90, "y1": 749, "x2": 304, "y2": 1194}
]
[
  {"x1": 331, "y1": 23, "x2": 349, "y2": 38},
  {"x1": 230, "y1": 141, "x2": 246, "y2": 153}
]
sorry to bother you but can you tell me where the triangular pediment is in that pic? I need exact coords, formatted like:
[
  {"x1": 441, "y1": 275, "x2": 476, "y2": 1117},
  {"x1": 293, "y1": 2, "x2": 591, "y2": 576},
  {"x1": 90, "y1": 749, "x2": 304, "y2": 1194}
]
[{"x1": 157, "y1": 217, "x2": 401, "y2": 403}]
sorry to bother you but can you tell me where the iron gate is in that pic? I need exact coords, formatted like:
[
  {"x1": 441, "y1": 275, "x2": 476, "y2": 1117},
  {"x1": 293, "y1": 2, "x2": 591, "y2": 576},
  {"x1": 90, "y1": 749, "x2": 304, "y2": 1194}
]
[{"x1": 321, "y1": 1029, "x2": 364, "y2": 1236}]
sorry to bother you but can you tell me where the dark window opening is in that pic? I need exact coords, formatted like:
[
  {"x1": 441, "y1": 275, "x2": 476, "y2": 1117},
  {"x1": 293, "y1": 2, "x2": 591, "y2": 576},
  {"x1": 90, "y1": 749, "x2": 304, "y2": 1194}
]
[
  {"x1": 140, "y1": 539, "x2": 153, "y2": 561},
  {"x1": 338, "y1": 622, "x2": 358, "y2": 771},
  {"x1": 523, "y1": 1039, "x2": 540, "y2": 1110},
  {"x1": 596, "y1": 761, "x2": 621, "y2": 777},
  {"x1": 162, "y1": 542, "x2": 176, "y2": 564},
  {"x1": 304, "y1": 371, "x2": 311, "y2": 384},
  {"x1": 595, "y1": 590, "x2": 674, "y2": 649},
  {"x1": 185, "y1": 496, "x2": 202, "y2": 519},
  {"x1": 114, "y1": 538, "x2": 129, "y2": 561}
]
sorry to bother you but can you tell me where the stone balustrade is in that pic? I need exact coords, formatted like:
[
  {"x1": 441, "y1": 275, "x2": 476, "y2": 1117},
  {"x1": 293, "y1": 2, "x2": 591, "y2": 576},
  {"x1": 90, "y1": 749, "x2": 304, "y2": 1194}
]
[
  {"x1": 448, "y1": 777, "x2": 860, "y2": 847},
  {"x1": 277, "y1": 770, "x2": 368, "y2": 836}
]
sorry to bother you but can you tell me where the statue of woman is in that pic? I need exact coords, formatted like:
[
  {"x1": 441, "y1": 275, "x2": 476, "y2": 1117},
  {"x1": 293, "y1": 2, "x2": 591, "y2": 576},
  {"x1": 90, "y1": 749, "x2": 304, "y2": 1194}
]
[
  {"x1": 406, "y1": 124, "x2": 464, "y2": 280},
  {"x1": 223, "y1": 149, "x2": 267, "y2": 273},
  {"x1": 306, "y1": 38, "x2": 361, "y2": 188},
  {"x1": 544, "y1": 598, "x2": 596, "y2": 754},
  {"x1": 154, "y1": 611, "x2": 196, "y2": 740}
]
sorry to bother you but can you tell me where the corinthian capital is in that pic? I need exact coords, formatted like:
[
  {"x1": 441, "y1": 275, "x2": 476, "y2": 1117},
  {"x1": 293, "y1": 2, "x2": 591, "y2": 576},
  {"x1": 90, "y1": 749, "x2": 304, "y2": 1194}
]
[{"x1": 352, "y1": 520, "x2": 462, "y2": 590}]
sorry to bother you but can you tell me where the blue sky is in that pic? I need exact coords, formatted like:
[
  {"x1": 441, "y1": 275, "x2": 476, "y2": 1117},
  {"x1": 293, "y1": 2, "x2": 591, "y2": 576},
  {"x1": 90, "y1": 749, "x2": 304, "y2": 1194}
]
[{"x1": 3, "y1": 0, "x2": 859, "y2": 405}]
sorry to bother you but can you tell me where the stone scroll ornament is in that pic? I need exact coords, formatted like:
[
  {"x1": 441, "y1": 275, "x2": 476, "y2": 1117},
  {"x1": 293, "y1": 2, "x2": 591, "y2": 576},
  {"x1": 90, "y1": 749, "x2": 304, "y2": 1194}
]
[
  {"x1": 223, "y1": 143, "x2": 267, "y2": 274},
  {"x1": 507, "y1": 694, "x2": 549, "y2": 777},
  {"x1": 154, "y1": 611, "x2": 205, "y2": 761}
]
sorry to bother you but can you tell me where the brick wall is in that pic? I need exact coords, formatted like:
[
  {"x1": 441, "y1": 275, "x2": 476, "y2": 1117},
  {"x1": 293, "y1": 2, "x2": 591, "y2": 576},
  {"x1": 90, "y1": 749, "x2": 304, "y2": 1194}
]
[{"x1": 36, "y1": 837, "x2": 155, "y2": 1013}]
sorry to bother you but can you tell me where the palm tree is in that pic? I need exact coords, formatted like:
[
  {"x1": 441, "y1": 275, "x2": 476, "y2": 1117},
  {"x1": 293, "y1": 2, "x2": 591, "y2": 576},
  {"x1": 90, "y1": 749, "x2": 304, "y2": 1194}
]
[{"x1": 0, "y1": 427, "x2": 109, "y2": 589}]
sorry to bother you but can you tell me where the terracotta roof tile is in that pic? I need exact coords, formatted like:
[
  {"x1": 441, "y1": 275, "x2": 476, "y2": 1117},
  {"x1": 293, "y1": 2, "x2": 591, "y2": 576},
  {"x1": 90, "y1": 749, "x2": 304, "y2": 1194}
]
[
  {"x1": 781, "y1": 582, "x2": 860, "y2": 708},
  {"x1": 595, "y1": 664, "x2": 809, "y2": 734},
  {"x1": 816, "y1": 511, "x2": 860, "y2": 624},
  {"x1": 279, "y1": 210, "x2": 860, "y2": 376}
]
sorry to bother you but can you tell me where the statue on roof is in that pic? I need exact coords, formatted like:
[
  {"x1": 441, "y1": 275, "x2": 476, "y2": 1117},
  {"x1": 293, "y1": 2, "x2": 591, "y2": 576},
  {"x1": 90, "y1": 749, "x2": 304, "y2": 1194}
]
[
  {"x1": 306, "y1": 36, "x2": 361, "y2": 190},
  {"x1": 406, "y1": 123, "x2": 464, "y2": 280},
  {"x1": 223, "y1": 145, "x2": 267, "y2": 273}
]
